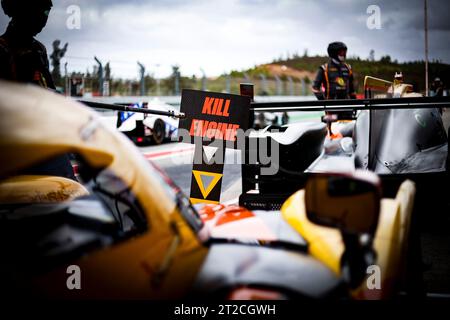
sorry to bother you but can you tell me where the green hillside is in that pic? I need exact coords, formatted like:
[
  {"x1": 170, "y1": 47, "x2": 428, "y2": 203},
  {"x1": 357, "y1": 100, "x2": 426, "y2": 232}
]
[{"x1": 235, "y1": 55, "x2": 450, "y2": 94}]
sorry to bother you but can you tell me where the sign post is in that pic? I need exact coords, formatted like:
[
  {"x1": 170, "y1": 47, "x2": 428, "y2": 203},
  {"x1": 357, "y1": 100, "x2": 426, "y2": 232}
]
[{"x1": 179, "y1": 89, "x2": 251, "y2": 204}]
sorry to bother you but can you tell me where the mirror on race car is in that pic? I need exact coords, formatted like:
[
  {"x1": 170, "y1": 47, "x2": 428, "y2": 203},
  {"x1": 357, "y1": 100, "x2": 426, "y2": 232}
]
[{"x1": 305, "y1": 170, "x2": 381, "y2": 235}]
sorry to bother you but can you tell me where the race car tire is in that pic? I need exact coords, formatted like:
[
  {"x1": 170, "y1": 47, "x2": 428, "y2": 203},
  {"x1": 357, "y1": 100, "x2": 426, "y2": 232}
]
[{"x1": 151, "y1": 118, "x2": 165, "y2": 145}]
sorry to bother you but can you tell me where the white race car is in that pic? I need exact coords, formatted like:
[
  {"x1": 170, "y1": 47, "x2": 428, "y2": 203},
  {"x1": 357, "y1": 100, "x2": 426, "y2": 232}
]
[{"x1": 100, "y1": 99, "x2": 179, "y2": 145}]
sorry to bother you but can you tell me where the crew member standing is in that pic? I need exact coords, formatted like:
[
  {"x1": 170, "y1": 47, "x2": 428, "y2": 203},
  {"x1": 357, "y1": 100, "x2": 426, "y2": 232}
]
[
  {"x1": 431, "y1": 77, "x2": 444, "y2": 97},
  {"x1": 0, "y1": 0, "x2": 75, "y2": 180},
  {"x1": 312, "y1": 42, "x2": 356, "y2": 137}
]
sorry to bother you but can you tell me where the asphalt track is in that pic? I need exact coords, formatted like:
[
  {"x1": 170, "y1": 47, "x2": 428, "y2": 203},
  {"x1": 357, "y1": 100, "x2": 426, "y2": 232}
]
[{"x1": 137, "y1": 109, "x2": 450, "y2": 297}]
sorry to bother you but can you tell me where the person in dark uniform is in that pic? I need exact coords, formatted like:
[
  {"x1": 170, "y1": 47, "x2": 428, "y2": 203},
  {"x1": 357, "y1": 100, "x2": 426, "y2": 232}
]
[
  {"x1": 0, "y1": 0, "x2": 54, "y2": 87},
  {"x1": 312, "y1": 42, "x2": 356, "y2": 136},
  {"x1": 431, "y1": 77, "x2": 444, "y2": 97},
  {"x1": 0, "y1": 0, "x2": 75, "y2": 180}
]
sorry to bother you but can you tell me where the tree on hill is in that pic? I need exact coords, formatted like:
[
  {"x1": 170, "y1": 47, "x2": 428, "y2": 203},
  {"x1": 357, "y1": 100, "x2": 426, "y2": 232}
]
[{"x1": 380, "y1": 55, "x2": 391, "y2": 63}]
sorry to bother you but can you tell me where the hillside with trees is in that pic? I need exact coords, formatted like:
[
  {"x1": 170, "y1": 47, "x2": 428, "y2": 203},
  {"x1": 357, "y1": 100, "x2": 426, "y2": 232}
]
[{"x1": 234, "y1": 52, "x2": 450, "y2": 95}]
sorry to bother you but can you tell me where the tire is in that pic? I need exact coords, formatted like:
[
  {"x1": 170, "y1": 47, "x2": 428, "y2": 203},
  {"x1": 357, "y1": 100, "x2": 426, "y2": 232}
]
[
  {"x1": 282, "y1": 112, "x2": 289, "y2": 125},
  {"x1": 151, "y1": 118, "x2": 165, "y2": 145}
]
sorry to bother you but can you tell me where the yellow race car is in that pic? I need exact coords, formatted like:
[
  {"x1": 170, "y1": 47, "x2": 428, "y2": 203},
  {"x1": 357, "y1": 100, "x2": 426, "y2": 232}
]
[{"x1": 0, "y1": 80, "x2": 417, "y2": 300}]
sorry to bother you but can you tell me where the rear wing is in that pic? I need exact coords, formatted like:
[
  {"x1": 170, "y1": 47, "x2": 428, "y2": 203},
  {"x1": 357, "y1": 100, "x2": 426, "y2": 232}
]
[
  {"x1": 364, "y1": 76, "x2": 393, "y2": 98},
  {"x1": 79, "y1": 100, "x2": 186, "y2": 119},
  {"x1": 363, "y1": 76, "x2": 415, "y2": 99},
  {"x1": 249, "y1": 96, "x2": 450, "y2": 113}
]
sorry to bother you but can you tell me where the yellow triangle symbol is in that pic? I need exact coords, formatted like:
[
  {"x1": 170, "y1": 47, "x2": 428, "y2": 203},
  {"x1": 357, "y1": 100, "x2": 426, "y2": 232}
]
[{"x1": 192, "y1": 170, "x2": 223, "y2": 199}]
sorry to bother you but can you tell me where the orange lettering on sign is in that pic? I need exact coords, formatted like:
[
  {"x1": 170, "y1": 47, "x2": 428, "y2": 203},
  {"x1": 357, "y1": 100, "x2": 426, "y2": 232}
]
[
  {"x1": 202, "y1": 120, "x2": 210, "y2": 135},
  {"x1": 191, "y1": 96, "x2": 240, "y2": 141},
  {"x1": 211, "y1": 98, "x2": 219, "y2": 115},
  {"x1": 189, "y1": 119, "x2": 198, "y2": 135},
  {"x1": 216, "y1": 99, "x2": 224, "y2": 116},
  {"x1": 215, "y1": 122, "x2": 225, "y2": 139},
  {"x1": 206, "y1": 121, "x2": 217, "y2": 139},
  {"x1": 189, "y1": 119, "x2": 239, "y2": 142},
  {"x1": 201, "y1": 97, "x2": 232, "y2": 117},
  {"x1": 223, "y1": 99, "x2": 230, "y2": 117},
  {"x1": 225, "y1": 124, "x2": 240, "y2": 141},
  {"x1": 202, "y1": 97, "x2": 214, "y2": 114}
]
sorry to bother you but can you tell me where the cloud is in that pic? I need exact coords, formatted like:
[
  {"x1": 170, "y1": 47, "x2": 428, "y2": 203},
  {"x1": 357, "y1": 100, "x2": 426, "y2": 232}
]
[{"x1": 0, "y1": 0, "x2": 448, "y2": 79}]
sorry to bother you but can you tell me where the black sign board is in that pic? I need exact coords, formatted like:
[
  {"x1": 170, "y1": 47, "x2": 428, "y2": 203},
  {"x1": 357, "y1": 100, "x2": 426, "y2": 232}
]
[
  {"x1": 179, "y1": 89, "x2": 250, "y2": 204},
  {"x1": 189, "y1": 145, "x2": 226, "y2": 204},
  {"x1": 179, "y1": 89, "x2": 251, "y2": 146}
]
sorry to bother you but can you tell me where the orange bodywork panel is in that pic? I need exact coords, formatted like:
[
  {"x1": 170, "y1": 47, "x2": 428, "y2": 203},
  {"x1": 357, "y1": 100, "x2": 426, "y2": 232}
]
[{"x1": 198, "y1": 204, "x2": 277, "y2": 241}]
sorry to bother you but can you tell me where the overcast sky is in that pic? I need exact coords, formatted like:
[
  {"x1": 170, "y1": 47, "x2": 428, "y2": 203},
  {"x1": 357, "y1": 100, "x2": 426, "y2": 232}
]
[{"x1": 1, "y1": 0, "x2": 449, "y2": 79}]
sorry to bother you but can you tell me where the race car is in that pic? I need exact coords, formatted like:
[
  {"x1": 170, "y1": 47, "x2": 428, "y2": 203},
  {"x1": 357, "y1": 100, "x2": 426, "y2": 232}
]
[
  {"x1": 103, "y1": 99, "x2": 178, "y2": 145},
  {"x1": 253, "y1": 111, "x2": 289, "y2": 129},
  {"x1": 0, "y1": 80, "x2": 420, "y2": 300},
  {"x1": 240, "y1": 76, "x2": 450, "y2": 214}
]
